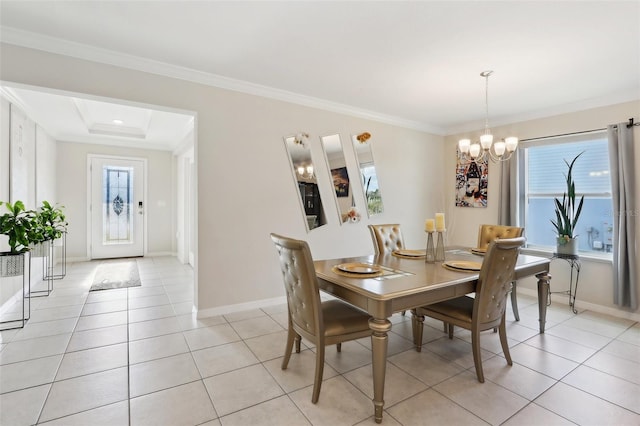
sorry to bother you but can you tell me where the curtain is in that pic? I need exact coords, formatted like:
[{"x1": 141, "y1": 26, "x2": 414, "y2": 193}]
[
  {"x1": 607, "y1": 123, "x2": 637, "y2": 310},
  {"x1": 498, "y1": 154, "x2": 520, "y2": 227}
]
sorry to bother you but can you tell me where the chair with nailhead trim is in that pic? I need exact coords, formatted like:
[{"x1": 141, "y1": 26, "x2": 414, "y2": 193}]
[
  {"x1": 270, "y1": 233, "x2": 372, "y2": 403},
  {"x1": 413, "y1": 237, "x2": 525, "y2": 382},
  {"x1": 368, "y1": 224, "x2": 405, "y2": 255}
]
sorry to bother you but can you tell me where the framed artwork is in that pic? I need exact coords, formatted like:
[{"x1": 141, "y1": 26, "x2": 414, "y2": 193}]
[
  {"x1": 331, "y1": 167, "x2": 350, "y2": 197},
  {"x1": 455, "y1": 152, "x2": 488, "y2": 208}
]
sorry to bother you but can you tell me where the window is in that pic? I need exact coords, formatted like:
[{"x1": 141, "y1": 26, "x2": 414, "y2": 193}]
[{"x1": 520, "y1": 133, "x2": 613, "y2": 255}]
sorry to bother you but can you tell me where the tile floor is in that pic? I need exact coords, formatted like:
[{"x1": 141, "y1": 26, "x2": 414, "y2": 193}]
[{"x1": 1, "y1": 256, "x2": 639, "y2": 425}]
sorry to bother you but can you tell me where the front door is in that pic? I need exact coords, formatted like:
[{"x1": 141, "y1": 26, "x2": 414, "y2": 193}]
[{"x1": 90, "y1": 156, "x2": 145, "y2": 259}]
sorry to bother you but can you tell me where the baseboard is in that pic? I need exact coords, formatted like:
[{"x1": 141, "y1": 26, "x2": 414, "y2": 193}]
[
  {"x1": 196, "y1": 296, "x2": 287, "y2": 319},
  {"x1": 517, "y1": 287, "x2": 640, "y2": 322}
]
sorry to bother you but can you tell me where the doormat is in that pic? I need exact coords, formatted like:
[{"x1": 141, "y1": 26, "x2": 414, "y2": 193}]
[{"x1": 90, "y1": 260, "x2": 141, "y2": 291}]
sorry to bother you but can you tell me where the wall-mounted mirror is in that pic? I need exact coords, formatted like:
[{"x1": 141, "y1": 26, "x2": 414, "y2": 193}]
[
  {"x1": 352, "y1": 133, "x2": 384, "y2": 216},
  {"x1": 283, "y1": 134, "x2": 328, "y2": 231},
  {"x1": 320, "y1": 134, "x2": 353, "y2": 224}
]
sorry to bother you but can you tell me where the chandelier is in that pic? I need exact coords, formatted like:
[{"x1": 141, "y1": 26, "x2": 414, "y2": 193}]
[{"x1": 458, "y1": 71, "x2": 518, "y2": 164}]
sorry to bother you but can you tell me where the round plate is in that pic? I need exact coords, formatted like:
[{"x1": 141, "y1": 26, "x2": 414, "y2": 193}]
[
  {"x1": 443, "y1": 260, "x2": 482, "y2": 271},
  {"x1": 337, "y1": 262, "x2": 382, "y2": 274},
  {"x1": 470, "y1": 248, "x2": 487, "y2": 256},
  {"x1": 394, "y1": 249, "x2": 426, "y2": 257}
]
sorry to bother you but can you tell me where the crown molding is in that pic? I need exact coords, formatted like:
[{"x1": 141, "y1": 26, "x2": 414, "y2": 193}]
[{"x1": 1, "y1": 27, "x2": 444, "y2": 135}]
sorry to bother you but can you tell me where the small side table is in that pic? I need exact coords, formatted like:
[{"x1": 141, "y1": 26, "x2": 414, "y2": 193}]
[{"x1": 550, "y1": 253, "x2": 581, "y2": 314}]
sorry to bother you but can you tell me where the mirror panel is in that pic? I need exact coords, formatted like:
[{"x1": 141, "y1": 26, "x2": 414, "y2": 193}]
[
  {"x1": 283, "y1": 135, "x2": 328, "y2": 231},
  {"x1": 320, "y1": 134, "x2": 353, "y2": 224},
  {"x1": 352, "y1": 133, "x2": 384, "y2": 216}
]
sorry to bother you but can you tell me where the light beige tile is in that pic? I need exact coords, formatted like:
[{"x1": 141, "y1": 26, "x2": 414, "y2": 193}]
[
  {"x1": 223, "y1": 308, "x2": 266, "y2": 323},
  {"x1": 129, "y1": 332, "x2": 189, "y2": 364},
  {"x1": 67, "y1": 324, "x2": 127, "y2": 352},
  {"x1": 85, "y1": 289, "x2": 127, "y2": 304},
  {"x1": 617, "y1": 323, "x2": 640, "y2": 346},
  {"x1": 288, "y1": 375, "x2": 379, "y2": 426},
  {"x1": 127, "y1": 285, "x2": 167, "y2": 298},
  {"x1": 203, "y1": 364, "x2": 284, "y2": 417},
  {"x1": 434, "y1": 370, "x2": 529, "y2": 424},
  {"x1": 39, "y1": 400, "x2": 129, "y2": 425},
  {"x1": 172, "y1": 300, "x2": 195, "y2": 315},
  {"x1": 502, "y1": 402, "x2": 576, "y2": 425},
  {"x1": 128, "y1": 294, "x2": 171, "y2": 310},
  {"x1": 387, "y1": 388, "x2": 486, "y2": 426},
  {"x1": 0, "y1": 384, "x2": 51, "y2": 426},
  {"x1": 183, "y1": 323, "x2": 241, "y2": 351},
  {"x1": 0, "y1": 354, "x2": 61, "y2": 393},
  {"x1": 228, "y1": 315, "x2": 284, "y2": 340},
  {"x1": 321, "y1": 340, "x2": 373, "y2": 374},
  {"x1": 56, "y1": 343, "x2": 127, "y2": 380},
  {"x1": 535, "y1": 382, "x2": 640, "y2": 425},
  {"x1": 562, "y1": 365, "x2": 640, "y2": 413},
  {"x1": 344, "y1": 362, "x2": 427, "y2": 407},
  {"x1": 481, "y1": 355, "x2": 556, "y2": 400},
  {"x1": 130, "y1": 381, "x2": 217, "y2": 426},
  {"x1": 388, "y1": 345, "x2": 465, "y2": 385},
  {"x1": 81, "y1": 299, "x2": 127, "y2": 316},
  {"x1": 28, "y1": 304, "x2": 84, "y2": 323},
  {"x1": 263, "y1": 348, "x2": 338, "y2": 394},
  {"x1": 420, "y1": 335, "x2": 495, "y2": 370},
  {"x1": 128, "y1": 315, "x2": 183, "y2": 341},
  {"x1": 11, "y1": 317, "x2": 77, "y2": 341},
  {"x1": 357, "y1": 329, "x2": 414, "y2": 356},
  {"x1": 0, "y1": 333, "x2": 71, "y2": 364},
  {"x1": 176, "y1": 313, "x2": 226, "y2": 331},
  {"x1": 524, "y1": 332, "x2": 598, "y2": 363},
  {"x1": 546, "y1": 324, "x2": 613, "y2": 349},
  {"x1": 510, "y1": 342, "x2": 579, "y2": 379},
  {"x1": 39, "y1": 367, "x2": 128, "y2": 422},
  {"x1": 601, "y1": 339, "x2": 640, "y2": 363},
  {"x1": 244, "y1": 330, "x2": 297, "y2": 362},
  {"x1": 584, "y1": 350, "x2": 640, "y2": 384},
  {"x1": 128, "y1": 304, "x2": 176, "y2": 323},
  {"x1": 129, "y1": 352, "x2": 201, "y2": 398},
  {"x1": 219, "y1": 395, "x2": 310, "y2": 426},
  {"x1": 74, "y1": 310, "x2": 128, "y2": 331},
  {"x1": 192, "y1": 341, "x2": 259, "y2": 378}
]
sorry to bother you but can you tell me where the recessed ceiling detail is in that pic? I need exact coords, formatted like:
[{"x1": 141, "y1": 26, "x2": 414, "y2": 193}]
[{"x1": 72, "y1": 98, "x2": 151, "y2": 139}]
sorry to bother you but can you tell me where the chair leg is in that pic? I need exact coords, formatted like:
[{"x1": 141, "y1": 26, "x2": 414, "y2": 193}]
[
  {"x1": 471, "y1": 327, "x2": 484, "y2": 383},
  {"x1": 312, "y1": 344, "x2": 325, "y2": 403},
  {"x1": 281, "y1": 328, "x2": 296, "y2": 369},
  {"x1": 511, "y1": 281, "x2": 520, "y2": 321},
  {"x1": 448, "y1": 323, "x2": 454, "y2": 339},
  {"x1": 295, "y1": 334, "x2": 301, "y2": 353},
  {"x1": 443, "y1": 321, "x2": 448, "y2": 333},
  {"x1": 499, "y1": 317, "x2": 513, "y2": 366},
  {"x1": 336, "y1": 342, "x2": 341, "y2": 352}
]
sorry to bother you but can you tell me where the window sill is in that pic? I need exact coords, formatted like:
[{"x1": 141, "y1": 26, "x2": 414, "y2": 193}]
[{"x1": 522, "y1": 246, "x2": 613, "y2": 264}]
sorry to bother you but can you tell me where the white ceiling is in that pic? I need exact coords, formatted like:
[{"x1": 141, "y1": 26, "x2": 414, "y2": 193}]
[{"x1": 1, "y1": 1, "x2": 639, "y2": 145}]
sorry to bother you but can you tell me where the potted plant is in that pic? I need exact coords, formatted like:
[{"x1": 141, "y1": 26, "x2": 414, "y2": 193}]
[
  {"x1": 550, "y1": 152, "x2": 585, "y2": 255},
  {"x1": 0, "y1": 201, "x2": 35, "y2": 276},
  {"x1": 38, "y1": 201, "x2": 67, "y2": 241}
]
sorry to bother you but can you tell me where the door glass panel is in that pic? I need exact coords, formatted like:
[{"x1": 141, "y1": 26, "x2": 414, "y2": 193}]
[{"x1": 103, "y1": 165, "x2": 134, "y2": 244}]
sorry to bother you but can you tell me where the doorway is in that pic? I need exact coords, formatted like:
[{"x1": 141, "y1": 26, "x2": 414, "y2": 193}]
[{"x1": 89, "y1": 155, "x2": 146, "y2": 259}]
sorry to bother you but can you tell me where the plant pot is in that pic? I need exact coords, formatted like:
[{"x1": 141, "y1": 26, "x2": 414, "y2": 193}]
[
  {"x1": 0, "y1": 252, "x2": 26, "y2": 277},
  {"x1": 30, "y1": 242, "x2": 48, "y2": 258},
  {"x1": 556, "y1": 237, "x2": 578, "y2": 256}
]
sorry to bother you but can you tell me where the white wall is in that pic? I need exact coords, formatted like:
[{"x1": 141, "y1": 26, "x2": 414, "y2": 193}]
[
  {"x1": 56, "y1": 141, "x2": 175, "y2": 260},
  {"x1": 0, "y1": 44, "x2": 445, "y2": 316},
  {"x1": 35, "y1": 125, "x2": 56, "y2": 205},
  {"x1": 445, "y1": 101, "x2": 640, "y2": 316}
]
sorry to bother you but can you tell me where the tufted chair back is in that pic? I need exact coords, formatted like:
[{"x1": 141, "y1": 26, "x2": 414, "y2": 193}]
[
  {"x1": 474, "y1": 237, "x2": 525, "y2": 327},
  {"x1": 368, "y1": 224, "x2": 405, "y2": 255},
  {"x1": 270, "y1": 233, "x2": 322, "y2": 339},
  {"x1": 477, "y1": 224, "x2": 524, "y2": 250}
]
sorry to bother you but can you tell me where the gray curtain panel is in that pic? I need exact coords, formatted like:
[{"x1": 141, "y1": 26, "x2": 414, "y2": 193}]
[{"x1": 607, "y1": 123, "x2": 637, "y2": 310}]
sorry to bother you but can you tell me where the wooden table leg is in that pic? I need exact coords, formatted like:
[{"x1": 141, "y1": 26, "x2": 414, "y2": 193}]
[
  {"x1": 369, "y1": 317, "x2": 391, "y2": 423},
  {"x1": 536, "y1": 272, "x2": 551, "y2": 333}
]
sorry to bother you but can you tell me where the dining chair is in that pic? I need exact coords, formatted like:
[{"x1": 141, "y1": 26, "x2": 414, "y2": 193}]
[
  {"x1": 368, "y1": 224, "x2": 409, "y2": 318},
  {"x1": 414, "y1": 237, "x2": 525, "y2": 383},
  {"x1": 477, "y1": 224, "x2": 525, "y2": 321},
  {"x1": 368, "y1": 224, "x2": 406, "y2": 255},
  {"x1": 270, "y1": 233, "x2": 373, "y2": 403}
]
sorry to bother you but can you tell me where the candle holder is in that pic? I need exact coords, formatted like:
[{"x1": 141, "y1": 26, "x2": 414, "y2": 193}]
[
  {"x1": 425, "y1": 231, "x2": 435, "y2": 263},
  {"x1": 435, "y1": 230, "x2": 446, "y2": 262}
]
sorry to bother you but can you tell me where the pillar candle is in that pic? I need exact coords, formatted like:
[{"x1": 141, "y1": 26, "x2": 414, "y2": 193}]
[
  {"x1": 425, "y1": 219, "x2": 435, "y2": 232},
  {"x1": 435, "y1": 213, "x2": 445, "y2": 231}
]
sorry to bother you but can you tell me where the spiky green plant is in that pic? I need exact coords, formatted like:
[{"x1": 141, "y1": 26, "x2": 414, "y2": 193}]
[{"x1": 550, "y1": 152, "x2": 585, "y2": 241}]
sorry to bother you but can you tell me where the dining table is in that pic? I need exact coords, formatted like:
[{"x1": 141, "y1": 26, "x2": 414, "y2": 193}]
[{"x1": 314, "y1": 247, "x2": 551, "y2": 423}]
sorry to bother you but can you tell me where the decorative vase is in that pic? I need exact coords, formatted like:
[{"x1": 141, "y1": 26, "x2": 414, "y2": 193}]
[{"x1": 556, "y1": 237, "x2": 578, "y2": 256}]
